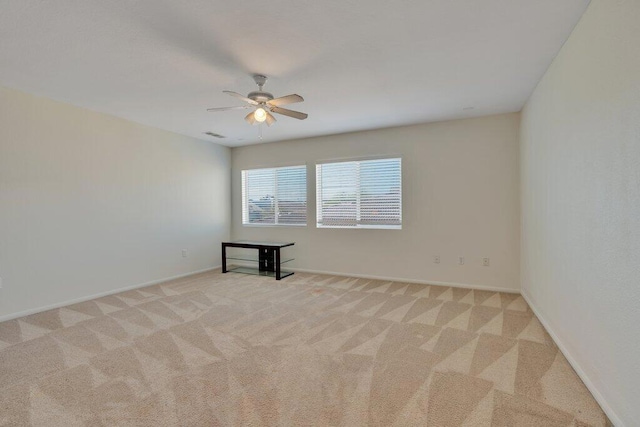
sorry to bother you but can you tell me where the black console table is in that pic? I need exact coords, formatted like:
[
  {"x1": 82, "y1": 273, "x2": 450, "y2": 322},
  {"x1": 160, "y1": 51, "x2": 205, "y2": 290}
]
[{"x1": 221, "y1": 241, "x2": 295, "y2": 280}]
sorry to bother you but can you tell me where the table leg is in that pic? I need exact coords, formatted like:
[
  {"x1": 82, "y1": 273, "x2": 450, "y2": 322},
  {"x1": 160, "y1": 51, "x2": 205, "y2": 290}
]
[
  {"x1": 222, "y1": 243, "x2": 227, "y2": 273},
  {"x1": 276, "y1": 248, "x2": 281, "y2": 280}
]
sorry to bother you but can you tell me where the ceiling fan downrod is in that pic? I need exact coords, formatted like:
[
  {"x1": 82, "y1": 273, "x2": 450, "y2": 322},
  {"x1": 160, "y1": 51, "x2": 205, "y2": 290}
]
[{"x1": 253, "y1": 74, "x2": 267, "y2": 91}]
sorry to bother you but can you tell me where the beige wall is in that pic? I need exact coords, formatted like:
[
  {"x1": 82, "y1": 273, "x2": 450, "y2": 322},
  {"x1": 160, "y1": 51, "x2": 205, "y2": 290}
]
[
  {"x1": 520, "y1": 1, "x2": 640, "y2": 424},
  {"x1": 0, "y1": 86, "x2": 231, "y2": 320},
  {"x1": 232, "y1": 114, "x2": 521, "y2": 291}
]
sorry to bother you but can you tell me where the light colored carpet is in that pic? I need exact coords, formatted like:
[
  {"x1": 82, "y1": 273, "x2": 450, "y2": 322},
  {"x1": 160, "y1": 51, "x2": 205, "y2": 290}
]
[{"x1": 0, "y1": 270, "x2": 610, "y2": 426}]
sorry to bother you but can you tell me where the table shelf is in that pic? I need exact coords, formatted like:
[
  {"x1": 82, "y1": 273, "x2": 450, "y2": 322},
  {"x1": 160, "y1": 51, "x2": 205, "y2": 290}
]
[
  {"x1": 227, "y1": 266, "x2": 294, "y2": 279},
  {"x1": 226, "y1": 254, "x2": 294, "y2": 264}
]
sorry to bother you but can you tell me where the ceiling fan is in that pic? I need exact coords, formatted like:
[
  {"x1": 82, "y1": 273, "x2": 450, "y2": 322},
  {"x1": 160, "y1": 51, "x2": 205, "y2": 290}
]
[{"x1": 207, "y1": 75, "x2": 308, "y2": 126}]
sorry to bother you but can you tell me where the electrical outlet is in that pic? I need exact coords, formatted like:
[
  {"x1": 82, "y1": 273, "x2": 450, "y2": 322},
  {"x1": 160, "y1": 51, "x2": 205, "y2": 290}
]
[
  {"x1": 458, "y1": 256, "x2": 465, "y2": 265},
  {"x1": 434, "y1": 255, "x2": 440, "y2": 264},
  {"x1": 483, "y1": 257, "x2": 490, "y2": 267},
  {"x1": 182, "y1": 249, "x2": 188, "y2": 258}
]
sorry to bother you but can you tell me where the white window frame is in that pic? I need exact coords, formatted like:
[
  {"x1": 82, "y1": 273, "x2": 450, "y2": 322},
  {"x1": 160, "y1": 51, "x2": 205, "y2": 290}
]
[
  {"x1": 316, "y1": 156, "x2": 402, "y2": 230},
  {"x1": 241, "y1": 165, "x2": 307, "y2": 227}
]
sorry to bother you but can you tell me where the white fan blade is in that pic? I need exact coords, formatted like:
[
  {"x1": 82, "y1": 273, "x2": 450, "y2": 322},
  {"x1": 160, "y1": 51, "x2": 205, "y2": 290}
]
[
  {"x1": 265, "y1": 111, "x2": 276, "y2": 127},
  {"x1": 207, "y1": 105, "x2": 251, "y2": 112},
  {"x1": 244, "y1": 111, "x2": 257, "y2": 125},
  {"x1": 268, "y1": 94, "x2": 304, "y2": 107},
  {"x1": 271, "y1": 106, "x2": 308, "y2": 120},
  {"x1": 224, "y1": 90, "x2": 259, "y2": 105}
]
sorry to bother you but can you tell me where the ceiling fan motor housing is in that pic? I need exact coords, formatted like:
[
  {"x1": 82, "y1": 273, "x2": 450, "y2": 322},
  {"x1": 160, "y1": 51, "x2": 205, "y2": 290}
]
[{"x1": 247, "y1": 91, "x2": 274, "y2": 103}]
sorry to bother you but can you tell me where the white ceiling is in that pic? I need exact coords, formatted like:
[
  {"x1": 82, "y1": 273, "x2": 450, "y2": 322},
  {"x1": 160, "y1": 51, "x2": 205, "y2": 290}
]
[{"x1": 0, "y1": 0, "x2": 589, "y2": 147}]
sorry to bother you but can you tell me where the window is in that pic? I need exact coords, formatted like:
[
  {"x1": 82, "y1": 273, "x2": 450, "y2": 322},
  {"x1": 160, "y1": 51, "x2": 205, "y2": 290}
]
[
  {"x1": 242, "y1": 165, "x2": 307, "y2": 226},
  {"x1": 316, "y1": 157, "x2": 401, "y2": 229}
]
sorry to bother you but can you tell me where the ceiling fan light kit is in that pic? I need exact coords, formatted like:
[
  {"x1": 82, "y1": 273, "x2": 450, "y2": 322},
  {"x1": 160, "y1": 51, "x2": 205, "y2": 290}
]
[
  {"x1": 207, "y1": 74, "x2": 308, "y2": 129},
  {"x1": 253, "y1": 107, "x2": 267, "y2": 122}
]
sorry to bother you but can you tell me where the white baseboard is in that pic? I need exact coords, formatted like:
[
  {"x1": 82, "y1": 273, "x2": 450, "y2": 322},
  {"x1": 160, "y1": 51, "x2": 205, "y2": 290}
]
[
  {"x1": 0, "y1": 266, "x2": 221, "y2": 323},
  {"x1": 521, "y1": 289, "x2": 623, "y2": 427},
  {"x1": 287, "y1": 267, "x2": 520, "y2": 294}
]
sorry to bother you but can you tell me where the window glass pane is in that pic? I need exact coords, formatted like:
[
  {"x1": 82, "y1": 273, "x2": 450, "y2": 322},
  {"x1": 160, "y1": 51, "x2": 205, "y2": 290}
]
[
  {"x1": 277, "y1": 167, "x2": 307, "y2": 225},
  {"x1": 317, "y1": 162, "x2": 358, "y2": 226},
  {"x1": 360, "y1": 159, "x2": 402, "y2": 226},
  {"x1": 245, "y1": 168, "x2": 276, "y2": 224}
]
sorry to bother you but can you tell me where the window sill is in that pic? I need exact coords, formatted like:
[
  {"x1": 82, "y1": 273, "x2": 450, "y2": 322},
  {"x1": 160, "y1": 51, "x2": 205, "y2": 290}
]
[
  {"x1": 316, "y1": 224, "x2": 402, "y2": 230},
  {"x1": 242, "y1": 223, "x2": 307, "y2": 228}
]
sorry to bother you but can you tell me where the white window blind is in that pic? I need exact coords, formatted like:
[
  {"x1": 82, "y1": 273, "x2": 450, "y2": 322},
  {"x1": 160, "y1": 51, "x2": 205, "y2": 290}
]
[
  {"x1": 316, "y1": 158, "x2": 402, "y2": 229},
  {"x1": 242, "y1": 165, "x2": 307, "y2": 226}
]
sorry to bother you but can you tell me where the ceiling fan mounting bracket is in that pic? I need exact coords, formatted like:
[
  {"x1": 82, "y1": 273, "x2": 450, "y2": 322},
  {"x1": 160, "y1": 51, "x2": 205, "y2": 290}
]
[{"x1": 253, "y1": 74, "x2": 268, "y2": 90}]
